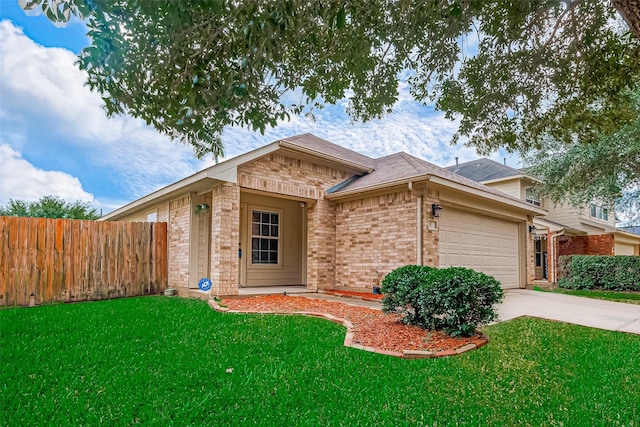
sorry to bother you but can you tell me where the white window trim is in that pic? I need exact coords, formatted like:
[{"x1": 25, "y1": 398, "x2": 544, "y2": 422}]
[{"x1": 250, "y1": 208, "x2": 282, "y2": 267}]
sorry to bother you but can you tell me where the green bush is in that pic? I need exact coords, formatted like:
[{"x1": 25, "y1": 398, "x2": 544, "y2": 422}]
[
  {"x1": 381, "y1": 265, "x2": 433, "y2": 324},
  {"x1": 559, "y1": 255, "x2": 640, "y2": 291},
  {"x1": 382, "y1": 266, "x2": 504, "y2": 337},
  {"x1": 414, "y1": 268, "x2": 504, "y2": 337}
]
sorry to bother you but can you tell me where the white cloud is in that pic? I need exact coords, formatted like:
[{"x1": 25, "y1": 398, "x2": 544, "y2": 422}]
[
  {"x1": 0, "y1": 20, "x2": 201, "y2": 204},
  {"x1": 0, "y1": 144, "x2": 95, "y2": 205}
]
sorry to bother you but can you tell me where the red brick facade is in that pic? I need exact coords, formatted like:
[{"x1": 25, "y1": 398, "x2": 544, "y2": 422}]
[{"x1": 557, "y1": 234, "x2": 614, "y2": 257}]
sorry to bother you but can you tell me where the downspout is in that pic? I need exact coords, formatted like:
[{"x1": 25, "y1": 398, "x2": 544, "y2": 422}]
[
  {"x1": 550, "y1": 230, "x2": 565, "y2": 283},
  {"x1": 410, "y1": 181, "x2": 423, "y2": 265}
]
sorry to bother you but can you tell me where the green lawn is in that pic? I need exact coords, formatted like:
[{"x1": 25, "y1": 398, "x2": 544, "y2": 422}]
[
  {"x1": 535, "y1": 286, "x2": 640, "y2": 305},
  {"x1": 2, "y1": 297, "x2": 639, "y2": 426}
]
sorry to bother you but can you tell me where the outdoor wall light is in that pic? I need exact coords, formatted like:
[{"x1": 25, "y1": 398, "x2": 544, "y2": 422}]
[
  {"x1": 194, "y1": 203, "x2": 210, "y2": 214},
  {"x1": 529, "y1": 225, "x2": 537, "y2": 234},
  {"x1": 431, "y1": 204, "x2": 443, "y2": 218}
]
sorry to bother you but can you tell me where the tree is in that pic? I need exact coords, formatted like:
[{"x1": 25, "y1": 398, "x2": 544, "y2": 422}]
[
  {"x1": 21, "y1": 0, "x2": 640, "y2": 158},
  {"x1": 0, "y1": 196, "x2": 100, "y2": 219},
  {"x1": 523, "y1": 88, "x2": 640, "y2": 222}
]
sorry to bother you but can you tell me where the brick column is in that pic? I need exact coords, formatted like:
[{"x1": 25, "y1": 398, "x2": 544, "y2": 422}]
[
  {"x1": 307, "y1": 199, "x2": 336, "y2": 291},
  {"x1": 210, "y1": 183, "x2": 240, "y2": 296}
]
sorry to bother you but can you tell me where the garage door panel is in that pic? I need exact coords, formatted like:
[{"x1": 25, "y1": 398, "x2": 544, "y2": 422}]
[{"x1": 439, "y1": 208, "x2": 520, "y2": 288}]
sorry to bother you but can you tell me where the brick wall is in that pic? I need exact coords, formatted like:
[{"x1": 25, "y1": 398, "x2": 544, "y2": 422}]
[
  {"x1": 168, "y1": 196, "x2": 191, "y2": 288},
  {"x1": 336, "y1": 190, "x2": 417, "y2": 289},
  {"x1": 238, "y1": 153, "x2": 352, "y2": 199},
  {"x1": 557, "y1": 234, "x2": 614, "y2": 257},
  {"x1": 210, "y1": 183, "x2": 240, "y2": 296}
]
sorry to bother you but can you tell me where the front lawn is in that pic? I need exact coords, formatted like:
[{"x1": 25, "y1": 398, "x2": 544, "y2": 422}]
[
  {"x1": 535, "y1": 286, "x2": 640, "y2": 305},
  {"x1": 2, "y1": 297, "x2": 639, "y2": 426}
]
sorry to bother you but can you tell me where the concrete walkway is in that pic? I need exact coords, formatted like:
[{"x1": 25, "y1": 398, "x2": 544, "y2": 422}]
[{"x1": 496, "y1": 289, "x2": 640, "y2": 335}]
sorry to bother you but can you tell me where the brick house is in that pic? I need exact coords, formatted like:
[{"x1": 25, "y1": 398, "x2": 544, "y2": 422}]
[
  {"x1": 102, "y1": 134, "x2": 545, "y2": 295},
  {"x1": 446, "y1": 158, "x2": 640, "y2": 283}
]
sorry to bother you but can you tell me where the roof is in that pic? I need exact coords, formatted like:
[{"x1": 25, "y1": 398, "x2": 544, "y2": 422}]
[
  {"x1": 102, "y1": 134, "x2": 545, "y2": 220},
  {"x1": 279, "y1": 134, "x2": 375, "y2": 171},
  {"x1": 328, "y1": 152, "x2": 545, "y2": 214},
  {"x1": 619, "y1": 226, "x2": 640, "y2": 235},
  {"x1": 445, "y1": 158, "x2": 525, "y2": 182}
]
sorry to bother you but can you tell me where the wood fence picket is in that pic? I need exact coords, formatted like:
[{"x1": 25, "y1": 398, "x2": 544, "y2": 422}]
[{"x1": 0, "y1": 217, "x2": 168, "y2": 306}]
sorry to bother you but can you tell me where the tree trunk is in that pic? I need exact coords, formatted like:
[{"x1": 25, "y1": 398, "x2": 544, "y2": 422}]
[{"x1": 612, "y1": 0, "x2": 640, "y2": 39}]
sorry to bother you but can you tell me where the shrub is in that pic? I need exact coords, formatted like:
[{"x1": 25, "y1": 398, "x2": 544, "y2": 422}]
[
  {"x1": 559, "y1": 255, "x2": 640, "y2": 291},
  {"x1": 382, "y1": 265, "x2": 504, "y2": 337},
  {"x1": 413, "y1": 267, "x2": 504, "y2": 337},
  {"x1": 381, "y1": 265, "x2": 434, "y2": 324}
]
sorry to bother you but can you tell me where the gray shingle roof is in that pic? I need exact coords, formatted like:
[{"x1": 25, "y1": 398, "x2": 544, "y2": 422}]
[
  {"x1": 330, "y1": 152, "x2": 532, "y2": 206},
  {"x1": 279, "y1": 133, "x2": 375, "y2": 170},
  {"x1": 444, "y1": 158, "x2": 523, "y2": 182}
]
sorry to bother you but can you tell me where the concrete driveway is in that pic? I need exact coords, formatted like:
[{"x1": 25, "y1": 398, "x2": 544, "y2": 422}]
[{"x1": 498, "y1": 289, "x2": 640, "y2": 335}]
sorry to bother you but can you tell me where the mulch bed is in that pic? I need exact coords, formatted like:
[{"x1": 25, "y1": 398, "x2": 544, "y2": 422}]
[
  {"x1": 322, "y1": 289, "x2": 384, "y2": 300},
  {"x1": 218, "y1": 294, "x2": 486, "y2": 357}
]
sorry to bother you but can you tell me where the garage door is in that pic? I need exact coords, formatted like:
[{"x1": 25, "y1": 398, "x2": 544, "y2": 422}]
[
  {"x1": 615, "y1": 242, "x2": 636, "y2": 256},
  {"x1": 439, "y1": 208, "x2": 520, "y2": 288}
]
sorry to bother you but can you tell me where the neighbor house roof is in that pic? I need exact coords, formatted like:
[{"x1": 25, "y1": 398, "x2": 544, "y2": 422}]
[
  {"x1": 445, "y1": 158, "x2": 537, "y2": 184},
  {"x1": 618, "y1": 226, "x2": 640, "y2": 235}
]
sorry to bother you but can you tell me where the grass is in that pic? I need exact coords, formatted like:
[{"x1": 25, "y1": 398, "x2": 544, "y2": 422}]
[
  {"x1": 2, "y1": 297, "x2": 639, "y2": 426},
  {"x1": 534, "y1": 286, "x2": 640, "y2": 305}
]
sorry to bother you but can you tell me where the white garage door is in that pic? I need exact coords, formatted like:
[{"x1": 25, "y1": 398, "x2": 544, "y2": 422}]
[
  {"x1": 439, "y1": 208, "x2": 520, "y2": 288},
  {"x1": 615, "y1": 242, "x2": 635, "y2": 256}
]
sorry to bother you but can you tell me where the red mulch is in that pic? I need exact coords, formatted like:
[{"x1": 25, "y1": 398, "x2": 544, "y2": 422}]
[
  {"x1": 221, "y1": 295, "x2": 483, "y2": 353},
  {"x1": 323, "y1": 289, "x2": 384, "y2": 300}
]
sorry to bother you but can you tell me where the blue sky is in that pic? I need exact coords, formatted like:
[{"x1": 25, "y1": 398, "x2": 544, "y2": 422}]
[{"x1": 0, "y1": 2, "x2": 518, "y2": 214}]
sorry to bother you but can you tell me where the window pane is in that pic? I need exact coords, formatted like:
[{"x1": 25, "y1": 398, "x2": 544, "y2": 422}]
[
  {"x1": 271, "y1": 213, "x2": 278, "y2": 224},
  {"x1": 252, "y1": 238, "x2": 259, "y2": 250},
  {"x1": 603, "y1": 208, "x2": 608, "y2": 220},
  {"x1": 252, "y1": 224, "x2": 260, "y2": 235},
  {"x1": 252, "y1": 211, "x2": 261, "y2": 222},
  {"x1": 270, "y1": 252, "x2": 278, "y2": 263},
  {"x1": 261, "y1": 212, "x2": 269, "y2": 223},
  {"x1": 271, "y1": 225, "x2": 278, "y2": 237},
  {"x1": 590, "y1": 204, "x2": 596, "y2": 217},
  {"x1": 260, "y1": 252, "x2": 268, "y2": 262},
  {"x1": 252, "y1": 251, "x2": 259, "y2": 263},
  {"x1": 260, "y1": 224, "x2": 268, "y2": 236},
  {"x1": 270, "y1": 239, "x2": 278, "y2": 250}
]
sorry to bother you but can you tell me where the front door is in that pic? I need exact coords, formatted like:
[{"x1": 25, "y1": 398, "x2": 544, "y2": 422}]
[{"x1": 534, "y1": 237, "x2": 547, "y2": 280}]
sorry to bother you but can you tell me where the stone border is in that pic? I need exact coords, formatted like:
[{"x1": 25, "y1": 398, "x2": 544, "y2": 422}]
[{"x1": 208, "y1": 299, "x2": 488, "y2": 359}]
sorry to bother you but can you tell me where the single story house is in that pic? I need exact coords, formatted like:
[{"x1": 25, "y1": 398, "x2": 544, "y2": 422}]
[
  {"x1": 446, "y1": 158, "x2": 640, "y2": 283},
  {"x1": 102, "y1": 134, "x2": 545, "y2": 295}
]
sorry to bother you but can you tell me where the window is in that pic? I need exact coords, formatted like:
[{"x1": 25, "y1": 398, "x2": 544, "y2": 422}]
[
  {"x1": 525, "y1": 188, "x2": 541, "y2": 206},
  {"x1": 147, "y1": 211, "x2": 158, "y2": 222},
  {"x1": 590, "y1": 203, "x2": 608, "y2": 221},
  {"x1": 251, "y1": 210, "x2": 279, "y2": 264}
]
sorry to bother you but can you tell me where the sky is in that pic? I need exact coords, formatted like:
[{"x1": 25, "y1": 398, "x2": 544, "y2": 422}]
[{"x1": 0, "y1": 1, "x2": 519, "y2": 215}]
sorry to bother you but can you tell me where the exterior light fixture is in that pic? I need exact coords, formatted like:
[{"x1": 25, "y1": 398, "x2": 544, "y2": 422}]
[
  {"x1": 194, "y1": 203, "x2": 210, "y2": 214},
  {"x1": 529, "y1": 225, "x2": 537, "y2": 234},
  {"x1": 432, "y1": 204, "x2": 443, "y2": 218}
]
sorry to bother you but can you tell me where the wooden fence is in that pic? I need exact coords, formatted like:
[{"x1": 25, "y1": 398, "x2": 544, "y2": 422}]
[{"x1": 0, "y1": 217, "x2": 168, "y2": 306}]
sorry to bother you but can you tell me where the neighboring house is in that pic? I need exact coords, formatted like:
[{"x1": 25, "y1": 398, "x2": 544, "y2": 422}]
[
  {"x1": 102, "y1": 134, "x2": 545, "y2": 295},
  {"x1": 446, "y1": 158, "x2": 640, "y2": 283}
]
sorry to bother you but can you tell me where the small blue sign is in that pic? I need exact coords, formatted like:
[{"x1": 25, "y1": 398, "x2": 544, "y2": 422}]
[{"x1": 198, "y1": 278, "x2": 212, "y2": 291}]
